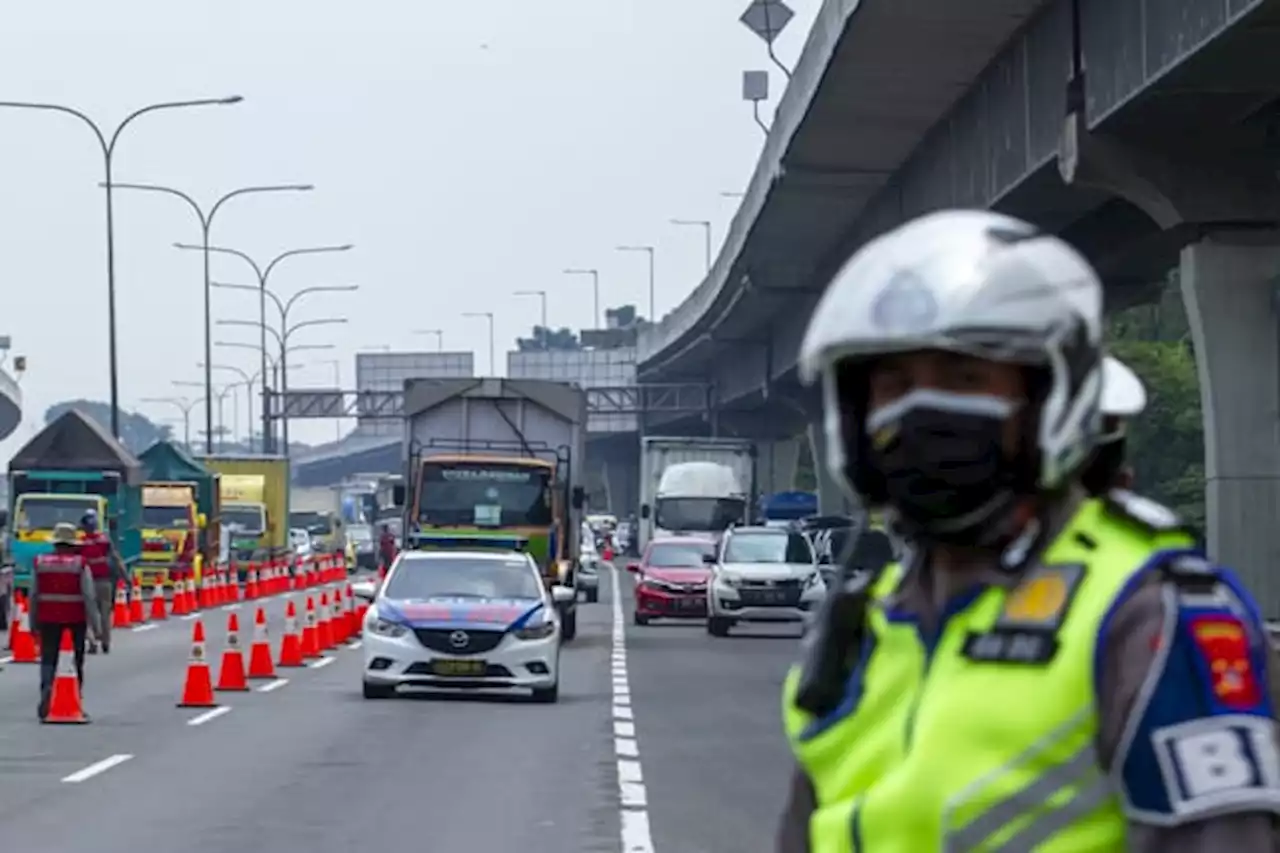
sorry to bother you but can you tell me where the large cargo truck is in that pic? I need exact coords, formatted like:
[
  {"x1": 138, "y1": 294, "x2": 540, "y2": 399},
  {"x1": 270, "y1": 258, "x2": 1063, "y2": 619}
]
[
  {"x1": 138, "y1": 441, "x2": 220, "y2": 586},
  {"x1": 289, "y1": 485, "x2": 346, "y2": 556},
  {"x1": 392, "y1": 378, "x2": 587, "y2": 639},
  {"x1": 6, "y1": 409, "x2": 143, "y2": 592},
  {"x1": 638, "y1": 436, "x2": 755, "y2": 551},
  {"x1": 198, "y1": 454, "x2": 289, "y2": 569}
]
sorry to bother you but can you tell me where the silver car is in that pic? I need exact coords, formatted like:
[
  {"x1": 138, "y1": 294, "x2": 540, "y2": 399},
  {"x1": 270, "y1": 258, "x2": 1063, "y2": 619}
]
[{"x1": 706, "y1": 526, "x2": 825, "y2": 637}]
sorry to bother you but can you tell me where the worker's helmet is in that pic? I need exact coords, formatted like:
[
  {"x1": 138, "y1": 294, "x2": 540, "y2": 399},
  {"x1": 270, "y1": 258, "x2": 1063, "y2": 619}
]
[
  {"x1": 799, "y1": 209, "x2": 1104, "y2": 505},
  {"x1": 79, "y1": 509, "x2": 99, "y2": 532}
]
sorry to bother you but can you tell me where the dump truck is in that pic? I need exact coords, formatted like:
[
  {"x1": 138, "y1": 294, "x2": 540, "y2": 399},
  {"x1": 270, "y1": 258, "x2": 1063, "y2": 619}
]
[
  {"x1": 138, "y1": 440, "x2": 220, "y2": 587},
  {"x1": 197, "y1": 454, "x2": 289, "y2": 572},
  {"x1": 392, "y1": 378, "x2": 587, "y2": 639},
  {"x1": 6, "y1": 409, "x2": 143, "y2": 592}
]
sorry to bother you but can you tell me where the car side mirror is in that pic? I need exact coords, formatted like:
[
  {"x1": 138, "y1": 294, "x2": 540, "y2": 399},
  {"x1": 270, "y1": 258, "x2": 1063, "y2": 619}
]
[
  {"x1": 702, "y1": 552, "x2": 717, "y2": 564},
  {"x1": 626, "y1": 562, "x2": 641, "y2": 573},
  {"x1": 550, "y1": 585, "x2": 575, "y2": 605}
]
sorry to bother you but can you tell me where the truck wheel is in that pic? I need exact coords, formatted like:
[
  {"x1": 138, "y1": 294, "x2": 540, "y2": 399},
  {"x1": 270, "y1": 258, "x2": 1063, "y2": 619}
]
[
  {"x1": 560, "y1": 608, "x2": 577, "y2": 642},
  {"x1": 707, "y1": 616, "x2": 733, "y2": 637}
]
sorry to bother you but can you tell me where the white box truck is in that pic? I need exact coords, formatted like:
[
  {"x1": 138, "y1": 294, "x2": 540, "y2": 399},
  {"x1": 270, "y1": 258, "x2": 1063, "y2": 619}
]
[{"x1": 638, "y1": 436, "x2": 756, "y2": 551}]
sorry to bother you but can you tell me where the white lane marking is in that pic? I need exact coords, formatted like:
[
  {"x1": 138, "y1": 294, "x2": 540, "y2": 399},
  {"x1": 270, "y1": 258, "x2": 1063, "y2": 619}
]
[
  {"x1": 221, "y1": 604, "x2": 240, "y2": 612},
  {"x1": 308, "y1": 655, "x2": 335, "y2": 669},
  {"x1": 0, "y1": 655, "x2": 13, "y2": 664},
  {"x1": 611, "y1": 564, "x2": 655, "y2": 852},
  {"x1": 346, "y1": 640, "x2": 362, "y2": 649},
  {"x1": 180, "y1": 613, "x2": 198, "y2": 621},
  {"x1": 130, "y1": 623, "x2": 158, "y2": 633},
  {"x1": 63, "y1": 754, "x2": 133, "y2": 783},
  {"x1": 257, "y1": 678, "x2": 290, "y2": 693},
  {"x1": 186, "y1": 706, "x2": 232, "y2": 726}
]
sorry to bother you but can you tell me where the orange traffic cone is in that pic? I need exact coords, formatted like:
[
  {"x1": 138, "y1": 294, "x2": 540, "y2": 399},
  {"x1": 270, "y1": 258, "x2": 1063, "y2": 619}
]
[
  {"x1": 301, "y1": 596, "x2": 320, "y2": 659},
  {"x1": 215, "y1": 613, "x2": 249, "y2": 691},
  {"x1": 112, "y1": 581, "x2": 132, "y2": 628},
  {"x1": 150, "y1": 581, "x2": 167, "y2": 621},
  {"x1": 185, "y1": 577, "x2": 198, "y2": 613},
  {"x1": 10, "y1": 599, "x2": 38, "y2": 664},
  {"x1": 6, "y1": 590, "x2": 18, "y2": 650},
  {"x1": 329, "y1": 587, "x2": 345, "y2": 644},
  {"x1": 246, "y1": 567, "x2": 260, "y2": 599},
  {"x1": 316, "y1": 592, "x2": 334, "y2": 650},
  {"x1": 129, "y1": 581, "x2": 146, "y2": 624},
  {"x1": 343, "y1": 583, "x2": 357, "y2": 640},
  {"x1": 171, "y1": 575, "x2": 188, "y2": 616},
  {"x1": 177, "y1": 620, "x2": 218, "y2": 707},
  {"x1": 278, "y1": 599, "x2": 305, "y2": 667},
  {"x1": 42, "y1": 627, "x2": 88, "y2": 724},
  {"x1": 247, "y1": 607, "x2": 276, "y2": 679},
  {"x1": 228, "y1": 569, "x2": 241, "y2": 603}
]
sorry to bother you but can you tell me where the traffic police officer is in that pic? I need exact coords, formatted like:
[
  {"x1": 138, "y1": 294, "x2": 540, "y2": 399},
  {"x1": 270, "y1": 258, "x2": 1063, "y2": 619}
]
[
  {"x1": 30, "y1": 522, "x2": 101, "y2": 720},
  {"x1": 777, "y1": 210, "x2": 1280, "y2": 851}
]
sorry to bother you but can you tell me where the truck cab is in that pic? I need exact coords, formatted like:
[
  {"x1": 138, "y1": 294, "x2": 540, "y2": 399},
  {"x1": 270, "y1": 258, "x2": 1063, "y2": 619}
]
[
  {"x1": 138, "y1": 482, "x2": 205, "y2": 588},
  {"x1": 642, "y1": 461, "x2": 747, "y2": 547}
]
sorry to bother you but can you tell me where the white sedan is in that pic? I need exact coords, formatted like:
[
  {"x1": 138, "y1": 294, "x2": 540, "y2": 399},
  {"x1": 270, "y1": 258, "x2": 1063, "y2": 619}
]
[{"x1": 362, "y1": 549, "x2": 574, "y2": 702}]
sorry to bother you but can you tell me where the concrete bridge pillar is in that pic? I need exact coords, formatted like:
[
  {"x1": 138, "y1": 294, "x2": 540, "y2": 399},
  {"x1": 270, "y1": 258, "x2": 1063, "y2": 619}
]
[
  {"x1": 1181, "y1": 235, "x2": 1280, "y2": 611},
  {"x1": 754, "y1": 438, "x2": 802, "y2": 495},
  {"x1": 806, "y1": 422, "x2": 851, "y2": 517}
]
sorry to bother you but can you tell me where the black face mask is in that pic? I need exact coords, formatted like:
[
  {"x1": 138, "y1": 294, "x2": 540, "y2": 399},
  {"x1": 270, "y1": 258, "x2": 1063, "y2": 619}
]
[{"x1": 865, "y1": 392, "x2": 1018, "y2": 543}]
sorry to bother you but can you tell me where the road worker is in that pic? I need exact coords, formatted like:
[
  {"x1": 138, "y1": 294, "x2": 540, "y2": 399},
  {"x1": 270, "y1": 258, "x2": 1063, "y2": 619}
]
[
  {"x1": 30, "y1": 522, "x2": 102, "y2": 721},
  {"x1": 79, "y1": 509, "x2": 121, "y2": 654},
  {"x1": 778, "y1": 209, "x2": 1280, "y2": 851}
]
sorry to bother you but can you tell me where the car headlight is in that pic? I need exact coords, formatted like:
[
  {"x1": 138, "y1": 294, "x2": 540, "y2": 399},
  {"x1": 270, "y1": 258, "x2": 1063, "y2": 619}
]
[
  {"x1": 366, "y1": 613, "x2": 408, "y2": 638},
  {"x1": 514, "y1": 617, "x2": 557, "y2": 641},
  {"x1": 715, "y1": 573, "x2": 740, "y2": 588},
  {"x1": 803, "y1": 572, "x2": 822, "y2": 589}
]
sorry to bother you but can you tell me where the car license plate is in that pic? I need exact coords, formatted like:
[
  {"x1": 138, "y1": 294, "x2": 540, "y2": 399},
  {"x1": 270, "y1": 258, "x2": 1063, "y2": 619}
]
[
  {"x1": 429, "y1": 659, "x2": 487, "y2": 677},
  {"x1": 678, "y1": 597, "x2": 705, "y2": 611},
  {"x1": 744, "y1": 589, "x2": 794, "y2": 605}
]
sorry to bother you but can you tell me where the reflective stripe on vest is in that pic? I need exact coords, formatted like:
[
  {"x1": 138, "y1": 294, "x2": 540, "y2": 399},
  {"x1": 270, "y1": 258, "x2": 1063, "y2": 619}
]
[{"x1": 781, "y1": 498, "x2": 1196, "y2": 853}]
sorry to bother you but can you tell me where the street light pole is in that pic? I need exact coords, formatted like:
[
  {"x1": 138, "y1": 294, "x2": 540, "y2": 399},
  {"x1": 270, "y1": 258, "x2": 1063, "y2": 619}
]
[
  {"x1": 0, "y1": 95, "x2": 243, "y2": 439},
  {"x1": 563, "y1": 269, "x2": 601, "y2": 329},
  {"x1": 140, "y1": 396, "x2": 204, "y2": 450},
  {"x1": 218, "y1": 316, "x2": 348, "y2": 457},
  {"x1": 213, "y1": 342, "x2": 317, "y2": 441},
  {"x1": 463, "y1": 312, "x2": 496, "y2": 375},
  {"x1": 413, "y1": 329, "x2": 444, "y2": 351},
  {"x1": 110, "y1": 181, "x2": 314, "y2": 453},
  {"x1": 175, "y1": 380, "x2": 234, "y2": 450},
  {"x1": 177, "y1": 241, "x2": 352, "y2": 452},
  {"x1": 513, "y1": 290, "x2": 548, "y2": 346},
  {"x1": 671, "y1": 219, "x2": 713, "y2": 271},
  {"x1": 616, "y1": 245, "x2": 656, "y2": 321},
  {"x1": 198, "y1": 363, "x2": 260, "y2": 451}
]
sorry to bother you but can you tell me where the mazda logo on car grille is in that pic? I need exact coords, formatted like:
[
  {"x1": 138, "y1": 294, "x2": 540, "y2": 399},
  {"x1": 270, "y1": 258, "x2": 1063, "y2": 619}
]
[{"x1": 449, "y1": 630, "x2": 470, "y2": 649}]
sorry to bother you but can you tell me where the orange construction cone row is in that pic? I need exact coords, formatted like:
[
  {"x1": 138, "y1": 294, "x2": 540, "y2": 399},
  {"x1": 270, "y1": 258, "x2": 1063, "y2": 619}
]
[
  {"x1": 129, "y1": 581, "x2": 146, "y2": 624},
  {"x1": 215, "y1": 613, "x2": 249, "y2": 692},
  {"x1": 177, "y1": 620, "x2": 218, "y2": 708},
  {"x1": 247, "y1": 606, "x2": 276, "y2": 679},
  {"x1": 43, "y1": 627, "x2": 88, "y2": 724},
  {"x1": 150, "y1": 581, "x2": 167, "y2": 621},
  {"x1": 330, "y1": 587, "x2": 345, "y2": 644},
  {"x1": 10, "y1": 599, "x2": 38, "y2": 664},
  {"x1": 301, "y1": 596, "x2": 320, "y2": 659},
  {"x1": 316, "y1": 592, "x2": 334, "y2": 651},
  {"x1": 246, "y1": 567, "x2": 260, "y2": 600},
  {"x1": 112, "y1": 582, "x2": 131, "y2": 629},
  {"x1": 278, "y1": 599, "x2": 304, "y2": 667}
]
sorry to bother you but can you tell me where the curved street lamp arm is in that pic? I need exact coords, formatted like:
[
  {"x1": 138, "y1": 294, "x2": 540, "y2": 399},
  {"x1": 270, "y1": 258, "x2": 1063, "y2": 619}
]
[
  {"x1": 263, "y1": 244, "x2": 353, "y2": 283},
  {"x1": 285, "y1": 318, "x2": 348, "y2": 340},
  {"x1": 109, "y1": 97, "x2": 242, "y2": 154},
  {"x1": 207, "y1": 184, "x2": 313, "y2": 228},
  {"x1": 218, "y1": 319, "x2": 283, "y2": 349},
  {"x1": 212, "y1": 280, "x2": 285, "y2": 319},
  {"x1": 180, "y1": 243, "x2": 264, "y2": 283},
  {"x1": 283, "y1": 285, "x2": 357, "y2": 318},
  {"x1": 108, "y1": 181, "x2": 205, "y2": 226},
  {"x1": 0, "y1": 101, "x2": 108, "y2": 155}
]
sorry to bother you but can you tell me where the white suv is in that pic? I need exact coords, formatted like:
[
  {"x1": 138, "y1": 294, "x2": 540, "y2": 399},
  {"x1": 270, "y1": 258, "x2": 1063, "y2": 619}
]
[{"x1": 706, "y1": 526, "x2": 825, "y2": 637}]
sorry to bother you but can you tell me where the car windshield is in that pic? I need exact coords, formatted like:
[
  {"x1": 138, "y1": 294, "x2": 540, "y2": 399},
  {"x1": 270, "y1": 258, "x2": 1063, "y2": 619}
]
[
  {"x1": 646, "y1": 542, "x2": 713, "y2": 568},
  {"x1": 223, "y1": 506, "x2": 265, "y2": 534},
  {"x1": 14, "y1": 496, "x2": 100, "y2": 530},
  {"x1": 654, "y1": 497, "x2": 744, "y2": 532},
  {"x1": 348, "y1": 526, "x2": 372, "y2": 543},
  {"x1": 418, "y1": 461, "x2": 554, "y2": 527},
  {"x1": 143, "y1": 505, "x2": 192, "y2": 528},
  {"x1": 723, "y1": 531, "x2": 813, "y2": 564},
  {"x1": 289, "y1": 511, "x2": 332, "y2": 535},
  {"x1": 384, "y1": 556, "x2": 543, "y2": 600}
]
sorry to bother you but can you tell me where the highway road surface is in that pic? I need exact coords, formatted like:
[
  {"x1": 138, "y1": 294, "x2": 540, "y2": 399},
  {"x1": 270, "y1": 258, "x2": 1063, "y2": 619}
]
[{"x1": 0, "y1": 567, "x2": 800, "y2": 852}]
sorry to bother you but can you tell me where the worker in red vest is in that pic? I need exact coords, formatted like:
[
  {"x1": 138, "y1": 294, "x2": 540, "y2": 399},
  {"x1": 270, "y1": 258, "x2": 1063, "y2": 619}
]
[
  {"x1": 79, "y1": 510, "x2": 121, "y2": 655},
  {"x1": 29, "y1": 522, "x2": 102, "y2": 721},
  {"x1": 378, "y1": 524, "x2": 399, "y2": 574}
]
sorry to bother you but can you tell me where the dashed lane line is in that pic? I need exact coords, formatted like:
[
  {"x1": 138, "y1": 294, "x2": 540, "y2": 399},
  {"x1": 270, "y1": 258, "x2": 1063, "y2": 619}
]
[
  {"x1": 186, "y1": 706, "x2": 232, "y2": 727},
  {"x1": 63, "y1": 754, "x2": 133, "y2": 783},
  {"x1": 256, "y1": 678, "x2": 289, "y2": 693},
  {"x1": 611, "y1": 563, "x2": 655, "y2": 853}
]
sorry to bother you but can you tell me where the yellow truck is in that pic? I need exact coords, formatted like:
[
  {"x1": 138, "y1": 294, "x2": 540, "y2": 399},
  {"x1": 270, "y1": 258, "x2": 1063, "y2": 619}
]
[
  {"x1": 197, "y1": 454, "x2": 289, "y2": 573},
  {"x1": 137, "y1": 482, "x2": 204, "y2": 588}
]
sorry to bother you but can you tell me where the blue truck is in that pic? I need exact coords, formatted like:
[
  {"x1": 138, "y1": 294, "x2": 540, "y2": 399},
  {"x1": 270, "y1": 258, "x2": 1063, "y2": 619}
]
[{"x1": 6, "y1": 409, "x2": 143, "y2": 593}]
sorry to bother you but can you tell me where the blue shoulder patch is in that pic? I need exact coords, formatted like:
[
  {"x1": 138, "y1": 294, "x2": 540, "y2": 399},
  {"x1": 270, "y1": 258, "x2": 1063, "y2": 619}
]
[{"x1": 1111, "y1": 558, "x2": 1280, "y2": 825}]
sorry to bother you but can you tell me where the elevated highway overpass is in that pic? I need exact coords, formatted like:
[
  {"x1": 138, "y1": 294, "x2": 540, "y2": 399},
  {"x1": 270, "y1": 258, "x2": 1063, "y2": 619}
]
[
  {"x1": 637, "y1": 0, "x2": 1280, "y2": 601},
  {"x1": 0, "y1": 365, "x2": 20, "y2": 442}
]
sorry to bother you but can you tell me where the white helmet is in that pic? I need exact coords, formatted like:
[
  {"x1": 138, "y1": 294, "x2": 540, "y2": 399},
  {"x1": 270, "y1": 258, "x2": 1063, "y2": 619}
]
[
  {"x1": 799, "y1": 209, "x2": 1105, "y2": 499},
  {"x1": 1100, "y1": 355, "x2": 1145, "y2": 418}
]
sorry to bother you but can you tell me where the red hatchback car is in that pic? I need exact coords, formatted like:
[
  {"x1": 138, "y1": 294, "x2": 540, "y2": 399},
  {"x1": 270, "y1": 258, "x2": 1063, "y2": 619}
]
[{"x1": 629, "y1": 537, "x2": 716, "y2": 624}]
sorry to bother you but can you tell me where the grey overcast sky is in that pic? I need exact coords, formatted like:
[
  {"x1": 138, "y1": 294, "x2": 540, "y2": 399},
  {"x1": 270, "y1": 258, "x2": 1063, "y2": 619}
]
[{"x1": 0, "y1": 0, "x2": 817, "y2": 456}]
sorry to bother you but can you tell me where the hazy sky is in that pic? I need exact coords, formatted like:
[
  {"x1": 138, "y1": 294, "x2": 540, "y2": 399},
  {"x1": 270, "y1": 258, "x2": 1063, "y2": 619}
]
[{"x1": 0, "y1": 0, "x2": 817, "y2": 456}]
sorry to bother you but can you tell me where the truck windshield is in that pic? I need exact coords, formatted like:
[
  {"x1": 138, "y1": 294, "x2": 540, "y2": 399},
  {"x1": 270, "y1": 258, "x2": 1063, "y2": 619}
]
[
  {"x1": 289, "y1": 511, "x2": 333, "y2": 535},
  {"x1": 14, "y1": 496, "x2": 100, "y2": 530},
  {"x1": 143, "y1": 505, "x2": 192, "y2": 528},
  {"x1": 223, "y1": 505, "x2": 265, "y2": 534},
  {"x1": 654, "y1": 497, "x2": 744, "y2": 533},
  {"x1": 418, "y1": 461, "x2": 553, "y2": 528}
]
